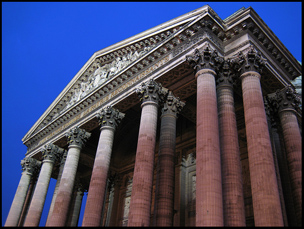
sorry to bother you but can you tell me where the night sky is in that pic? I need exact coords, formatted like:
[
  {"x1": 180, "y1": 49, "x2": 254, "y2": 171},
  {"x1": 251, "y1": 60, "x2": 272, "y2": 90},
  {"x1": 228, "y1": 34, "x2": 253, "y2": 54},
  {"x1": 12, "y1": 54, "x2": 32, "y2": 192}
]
[{"x1": 2, "y1": 2, "x2": 302, "y2": 226}]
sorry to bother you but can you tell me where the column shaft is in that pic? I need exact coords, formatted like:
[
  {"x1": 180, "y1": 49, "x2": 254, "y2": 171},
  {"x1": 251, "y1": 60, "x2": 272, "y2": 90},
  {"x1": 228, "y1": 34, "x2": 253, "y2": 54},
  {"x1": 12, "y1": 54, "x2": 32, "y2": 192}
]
[
  {"x1": 5, "y1": 172, "x2": 32, "y2": 226},
  {"x1": 217, "y1": 85, "x2": 246, "y2": 226},
  {"x1": 66, "y1": 188, "x2": 84, "y2": 226},
  {"x1": 154, "y1": 114, "x2": 176, "y2": 226},
  {"x1": 47, "y1": 146, "x2": 81, "y2": 226},
  {"x1": 45, "y1": 151, "x2": 66, "y2": 225},
  {"x1": 196, "y1": 69, "x2": 223, "y2": 226},
  {"x1": 128, "y1": 102, "x2": 158, "y2": 226},
  {"x1": 23, "y1": 161, "x2": 54, "y2": 226},
  {"x1": 279, "y1": 110, "x2": 302, "y2": 225},
  {"x1": 241, "y1": 71, "x2": 283, "y2": 226},
  {"x1": 82, "y1": 127, "x2": 115, "y2": 226}
]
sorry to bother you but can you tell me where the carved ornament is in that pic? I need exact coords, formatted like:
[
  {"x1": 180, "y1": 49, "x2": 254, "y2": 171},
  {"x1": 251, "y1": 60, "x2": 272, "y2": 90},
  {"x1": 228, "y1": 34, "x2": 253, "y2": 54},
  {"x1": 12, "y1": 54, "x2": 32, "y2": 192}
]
[
  {"x1": 41, "y1": 143, "x2": 65, "y2": 163},
  {"x1": 63, "y1": 46, "x2": 156, "y2": 112},
  {"x1": 136, "y1": 79, "x2": 168, "y2": 105},
  {"x1": 66, "y1": 126, "x2": 91, "y2": 148},
  {"x1": 232, "y1": 45, "x2": 266, "y2": 75},
  {"x1": 267, "y1": 84, "x2": 302, "y2": 114},
  {"x1": 96, "y1": 106, "x2": 125, "y2": 130},
  {"x1": 161, "y1": 91, "x2": 185, "y2": 118},
  {"x1": 21, "y1": 157, "x2": 41, "y2": 176},
  {"x1": 215, "y1": 59, "x2": 237, "y2": 87},
  {"x1": 186, "y1": 44, "x2": 224, "y2": 74}
]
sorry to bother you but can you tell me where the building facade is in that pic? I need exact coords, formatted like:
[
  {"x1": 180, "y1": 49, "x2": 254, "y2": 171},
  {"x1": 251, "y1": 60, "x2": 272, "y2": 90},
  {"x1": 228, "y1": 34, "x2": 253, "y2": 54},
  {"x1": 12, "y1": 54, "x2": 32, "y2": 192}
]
[{"x1": 5, "y1": 5, "x2": 302, "y2": 227}]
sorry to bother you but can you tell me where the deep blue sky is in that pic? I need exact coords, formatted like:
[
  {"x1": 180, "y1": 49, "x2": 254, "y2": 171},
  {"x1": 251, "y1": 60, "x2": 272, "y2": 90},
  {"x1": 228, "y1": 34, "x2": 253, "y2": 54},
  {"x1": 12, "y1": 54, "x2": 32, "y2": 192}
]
[{"x1": 2, "y1": 2, "x2": 302, "y2": 226}]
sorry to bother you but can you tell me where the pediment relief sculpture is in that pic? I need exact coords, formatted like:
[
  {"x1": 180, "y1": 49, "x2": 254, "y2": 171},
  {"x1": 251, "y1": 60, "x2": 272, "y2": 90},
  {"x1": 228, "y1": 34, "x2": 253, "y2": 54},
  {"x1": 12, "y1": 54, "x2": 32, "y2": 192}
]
[{"x1": 64, "y1": 45, "x2": 155, "y2": 111}]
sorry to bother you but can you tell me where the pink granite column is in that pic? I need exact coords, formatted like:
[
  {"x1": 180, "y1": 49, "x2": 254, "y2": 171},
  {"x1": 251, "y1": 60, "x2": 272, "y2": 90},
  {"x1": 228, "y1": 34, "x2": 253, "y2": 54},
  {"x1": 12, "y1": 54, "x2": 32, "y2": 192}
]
[
  {"x1": 186, "y1": 45, "x2": 224, "y2": 226},
  {"x1": 23, "y1": 144, "x2": 64, "y2": 226},
  {"x1": 128, "y1": 79, "x2": 167, "y2": 226},
  {"x1": 5, "y1": 157, "x2": 40, "y2": 227},
  {"x1": 279, "y1": 110, "x2": 302, "y2": 225},
  {"x1": 45, "y1": 151, "x2": 67, "y2": 225},
  {"x1": 47, "y1": 127, "x2": 90, "y2": 226},
  {"x1": 236, "y1": 46, "x2": 283, "y2": 226},
  {"x1": 269, "y1": 85, "x2": 302, "y2": 226},
  {"x1": 82, "y1": 106, "x2": 124, "y2": 226},
  {"x1": 154, "y1": 91, "x2": 185, "y2": 226},
  {"x1": 66, "y1": 179, "x2": 85, "y2": 226},
  {"x1": 216, "y1": 60, "x2": 246, "y2": 226}
]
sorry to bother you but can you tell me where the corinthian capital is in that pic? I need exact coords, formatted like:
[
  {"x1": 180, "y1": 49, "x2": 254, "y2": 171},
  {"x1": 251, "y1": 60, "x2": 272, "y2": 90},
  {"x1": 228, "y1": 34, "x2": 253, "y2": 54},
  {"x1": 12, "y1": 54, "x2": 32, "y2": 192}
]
[
  {"x1": 232, "y1": 45, "x2": 266, "y2": 75},
  {"x1": 21, "y1": 157, "x2": 41, "y2": 176},
  {"x1": 215, "y1": 59, "x2": 237, "y2": 87},
  {"x1": 41, "y1": 143, "x2": 65, "y2": 163},
  {"x1": 136, "y1": 79, "x2": 168, "y2": 105},
  {"x1": 186, "y1": 44, "x2": 224, "y2": 74},
  {"x1": 267, "y1": 84, "x2": 302, "y2": 113},
  {"x1": 162, "y1": 91, "x2": 185, "y2": 118},
  {"x1": 66, "y1": 127, "x2": 91, "y2": 148},
  {"x1": 96, "y1": 106, "x2": 125, "y2": 130}
]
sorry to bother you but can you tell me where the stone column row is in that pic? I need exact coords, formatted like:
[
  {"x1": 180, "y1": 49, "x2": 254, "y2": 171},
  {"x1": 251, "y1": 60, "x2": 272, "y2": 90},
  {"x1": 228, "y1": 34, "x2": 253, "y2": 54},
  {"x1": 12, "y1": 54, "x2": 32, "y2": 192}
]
[
  {"x1": 23, "y1": 144, "x2": 65, "y2": 226},
  {"x1": 5, "y1": 157, "x2": 41, "y2": 226},
  {"x1": 267, "y1": 85, "x2": 302, "y2": 226},
  {"x1": 6, "y1": 126, "x2": 91, "y2": 227},
  {"x1": 47, "y1": 127, "x2": 91, "y2": 226},
  {"x1": 186, "y1": 44, "x2": 291, "y2": 226}
]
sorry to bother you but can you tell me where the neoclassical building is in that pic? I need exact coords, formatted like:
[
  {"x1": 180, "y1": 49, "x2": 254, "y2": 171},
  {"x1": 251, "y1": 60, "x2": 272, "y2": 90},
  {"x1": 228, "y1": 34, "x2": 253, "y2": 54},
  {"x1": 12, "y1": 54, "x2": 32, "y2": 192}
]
[{"x1": 5, "y1": 5, "x2": 302, "y2": 227}]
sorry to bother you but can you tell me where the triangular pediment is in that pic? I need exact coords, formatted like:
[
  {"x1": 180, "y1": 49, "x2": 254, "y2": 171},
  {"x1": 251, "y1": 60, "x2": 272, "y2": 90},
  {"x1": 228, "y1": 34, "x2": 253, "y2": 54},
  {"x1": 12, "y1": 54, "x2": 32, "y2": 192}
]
[
  {"x1": 22, "y1": 4, "x2": 302, "y2": 152},
  {"x1": 22, "y1": 5, "x2": 213, "y2": 145}
]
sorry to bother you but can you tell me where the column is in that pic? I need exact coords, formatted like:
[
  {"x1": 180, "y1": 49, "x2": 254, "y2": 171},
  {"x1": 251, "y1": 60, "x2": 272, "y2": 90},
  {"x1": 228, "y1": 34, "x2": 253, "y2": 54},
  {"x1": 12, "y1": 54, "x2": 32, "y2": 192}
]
[
  {"x1": 186, "y1": 45, "x2": 224, "y2": 226},
  {"x1": 45, "y1": 150, "x2": 67, "y2": 225},
  {"x1": 47, "y1": 126, "x2": 90, "y2": 226},
  {"x1": 23, "y1": 144, "x2": 64, "y2": 226},
  {"x1": 128, "y1": 79, "x2": 168, "y2": 226},
  {"x1": 82, "y1": 106, "x2": 124, "y2": 226},
  {"x1": 268, "y1": 85, "x2": 302, "y2": 226},
  {"x1": 216, "y1": 60, "x2": 246, "y2": 226},
  {"x1": 5, "y1": 157, "x2": 40, "y2": 227},
  {"x1": 234, "y1": 45, "x2": 284, "y2": 226},
  {"x1": 153, "y1": 91, "x2": 185, "y2": 226},
  {"x1": 66, "y1": 178, "x2": 85, "y2": 226}
]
